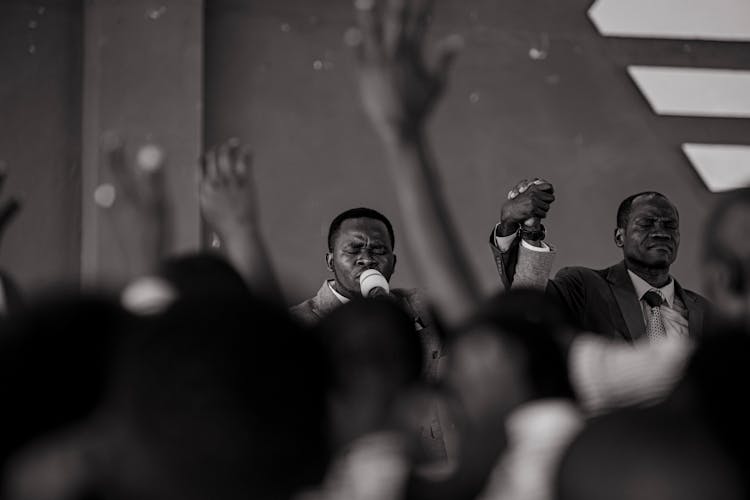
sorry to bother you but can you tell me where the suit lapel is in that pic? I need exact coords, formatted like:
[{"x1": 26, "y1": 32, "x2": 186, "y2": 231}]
[
  {"x1": 311, "y1": 280, "x2": 342, "y2": 320},
  {"x1": 606, "y1": 262, "x2": 646, "y2": 342},
  {"x1": 675, "y1": 281, "x2": 703, "y2": 339},
  {"x1": 488, "y1": 229, "x2": 519, "y2": 291}
]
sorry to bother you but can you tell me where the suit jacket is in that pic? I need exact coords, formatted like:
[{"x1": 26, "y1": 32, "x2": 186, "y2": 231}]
[
  {"x1": 489, "y1": 231, "x2": 556, "y2": 292},
  {"x1": 490, "y1": 234, "x2": 710, "y2": 342},
  {"x1": 548, "y1": 262, "x2": 709, "y2": 342}
]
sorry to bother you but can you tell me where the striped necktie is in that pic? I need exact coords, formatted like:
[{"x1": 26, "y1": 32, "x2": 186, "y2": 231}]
[{"x1": 643, "y1": 289, "x2": 666, "y2": 342}]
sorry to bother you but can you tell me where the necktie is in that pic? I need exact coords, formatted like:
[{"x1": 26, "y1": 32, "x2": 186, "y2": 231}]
[{"x1": 643, "y1": 289, "x2": 666, "y2": 342}]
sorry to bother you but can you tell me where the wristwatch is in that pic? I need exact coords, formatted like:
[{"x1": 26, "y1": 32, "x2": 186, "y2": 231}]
[{"x1": 520, "y1": 223, "x2": 546, "y2": 242}]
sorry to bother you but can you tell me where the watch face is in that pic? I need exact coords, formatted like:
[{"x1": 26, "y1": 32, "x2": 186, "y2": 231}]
[{"x1": 521, "y1": 224, "x2": 545, "y2": 242}]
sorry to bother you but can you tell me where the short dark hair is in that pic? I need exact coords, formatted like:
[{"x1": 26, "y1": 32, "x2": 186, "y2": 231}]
[
  {"x1": 327, "y1": 207, "x2": 395, "y2": 252},
  {"x1": 616, "y1": 191, "x2": 672, "y2": 228}
]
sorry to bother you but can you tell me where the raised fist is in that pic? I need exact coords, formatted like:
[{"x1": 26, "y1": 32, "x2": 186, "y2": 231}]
[{"x1": 497, "y1": 178, "x2": 554, "y2": 237}]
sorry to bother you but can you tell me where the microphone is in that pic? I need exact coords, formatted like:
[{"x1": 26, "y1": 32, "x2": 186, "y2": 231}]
[{"x1": 359, "y1": 269, "x2": 390, "y2": 298}]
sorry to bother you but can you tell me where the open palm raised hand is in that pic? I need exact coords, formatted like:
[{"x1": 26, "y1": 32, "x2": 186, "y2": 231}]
[{"x1": 351, "y1": 0, "x2": 462, "y2": 140}]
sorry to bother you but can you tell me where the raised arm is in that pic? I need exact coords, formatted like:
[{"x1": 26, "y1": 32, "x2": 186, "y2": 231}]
[
  {"x1": 100, "y1": 133, "x2": 170, "y2": 279},
  {"x1": 489, "y1": 178, "x2": 556, "y2": 290},
  {"x1": 199, "y1": 139, "x2": 283, "y2": 303},
  {"x1": 352, "y1": 0, "x2": 479, "y2": 328}
]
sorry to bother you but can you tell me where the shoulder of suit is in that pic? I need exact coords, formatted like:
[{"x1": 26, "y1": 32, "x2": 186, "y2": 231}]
[
  {"x1": 392, "y1": 287, "x2": 430, "y2": 323},
  {"x1": 676, "y1": 284, "x2": 711, "y2": 307},
  {"x1": 554, "y1": 266, "x2": 603, "y2": 279},
  {"x1": 289, "y1": 298, "x2": 311, "y2": 313},
  {"x1": 289, "y1": 298, "x2": 320, "y2": 326},
  {"x1": 391, "y1": 287, "x2": 422, "y2": 307},
  {"x1": 559, "y1": 263, "x2": 626, "y2": 277}
]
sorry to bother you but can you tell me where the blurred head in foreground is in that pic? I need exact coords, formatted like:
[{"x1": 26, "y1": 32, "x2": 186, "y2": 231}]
[
  {"x1": 556, "y1": 406, "x2": 745, "y2": 500},
  {"x1": 315, "y1": 297, "x2": 423, "y2": 451}
]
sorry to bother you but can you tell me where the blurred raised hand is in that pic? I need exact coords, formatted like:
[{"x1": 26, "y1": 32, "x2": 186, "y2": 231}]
[
  {"x1": 350, "y1": 0, "x2": 478, "y2": 328},
  {"x1": 352, "y1": 0, "x2": 462, "y2": 141},
  {"x1": 199, "y1": 138, "x2": 258, "y2": 239},
  {"x1": 99, "y1": 133, "x2": 170, "y2": 278},
  {"x1": 199, "y1": 139, "x2": 282, "y2": 302}
]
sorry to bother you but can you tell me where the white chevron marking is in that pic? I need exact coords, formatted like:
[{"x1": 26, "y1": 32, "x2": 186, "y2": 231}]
[
  {"x1": 589, "y1": 0, "x2": 750, "y2": 41},
  {"x1": 683, "y1": 144, "x2": 750, "y2": 192},
  {"x1": 629, "y1": 67, "x2": 750, "y2": 118}
]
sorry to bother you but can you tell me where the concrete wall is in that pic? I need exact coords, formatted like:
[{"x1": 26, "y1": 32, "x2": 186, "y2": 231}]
[
  {"x1": 1, "y1": 0, "x2": 203, "y2": 293},
  {"x1": 205, "y1": 0, "x2": 747, "y2": 304},
  {"x1": 81, "y1": 0, "x2": 203, "y2": 286},
  {"x1": 0, "y1": 0, "x2": 82, "y2": 292},
  {"x1": 2, "y1": 0, "x2": 746, "y2": 299}
]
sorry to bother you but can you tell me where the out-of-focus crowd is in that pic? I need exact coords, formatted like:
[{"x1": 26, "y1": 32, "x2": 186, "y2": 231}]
[{"x1": 1, "y1": 1, "x2": 749, "y2": 499}]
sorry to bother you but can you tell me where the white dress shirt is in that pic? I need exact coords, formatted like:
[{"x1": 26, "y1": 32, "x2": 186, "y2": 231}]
[{"x1": 328, "y1": 280, "x2": 350, "y2": 304}]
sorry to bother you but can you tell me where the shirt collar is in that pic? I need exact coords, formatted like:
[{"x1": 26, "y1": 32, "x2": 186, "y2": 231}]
[
  {"x1": 627, "y1": 270, "x2": 675, "y2": 307},
  {"x1": 327, "y1": 280, "x2": 350, "y2": 304}
]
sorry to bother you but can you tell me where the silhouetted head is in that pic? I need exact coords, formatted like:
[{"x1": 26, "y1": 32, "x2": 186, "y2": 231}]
[
  {"x1": 557, "y1": 406, "x2": 745, "y2": 500},
  {"x1": 454, "y1": 289, "x2": 576, "y2": 414},
  {"x1": 109, "y1": 294, "x2": 330, "y2": 500},
  {"x1": 0, "y1": 291, "x2": 132, "y2": 495},
  {"x1": 669, "y1": 331, "x2": 750, "y2": 493},
  {"x1": 315, "y1": 298, "x2": 422, "y2": 447},
  {"x1": 158, "y1": 252, "x2": 251, "y2": 298},
  {"x1": 702, "y1": 188, "x2": 750, "y2": 328},
  {"x1": 121, "y1": 252, "x2": 253, "y2": 316}
]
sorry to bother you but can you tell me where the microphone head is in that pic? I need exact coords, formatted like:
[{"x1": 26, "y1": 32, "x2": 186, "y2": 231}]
[{"x1": 359, "y1": 269, "x2": 390, "y2": 298}]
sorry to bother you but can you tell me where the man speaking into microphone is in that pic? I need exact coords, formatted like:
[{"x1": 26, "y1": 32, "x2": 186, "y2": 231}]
[
  {"x1": 291, "y1": 207, "x2": 430, "y2": 334},
  {"x1": 291, "y1": 207, "x2": 441, "y2": 380},
  {"x1": 291, "y1": 207, "x2": 449, "y2": 463}
]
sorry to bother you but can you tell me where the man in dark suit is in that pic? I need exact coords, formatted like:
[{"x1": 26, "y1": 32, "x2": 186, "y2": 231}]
[{"x1": 491, "y1": 184, "x2": 710, "y2": 342}]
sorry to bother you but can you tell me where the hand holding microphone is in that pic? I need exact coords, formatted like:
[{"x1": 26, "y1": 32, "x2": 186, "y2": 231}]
[{"x1": 359, "y1": 269, "x2": 390, "y2": 298}]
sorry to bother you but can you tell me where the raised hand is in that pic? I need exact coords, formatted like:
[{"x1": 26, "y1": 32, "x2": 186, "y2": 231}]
[
  {"x1": 99, "y1": 133, "x2": 170, "y2": 277},
  {"x1": 352, "y1": 0, "x2": 462, "y2": 141},
  {"x1": 498, "y1": 178, "x2": 555, "y2": 237},
  {"x1": 350, "y1": 0, "x2": 480, "y2": 329},
  {"x1": 199, "y1": 139, "x2": 282, "y2": 302},
  {"x1": 199, "y1": 138, "x2": 257, "y2": 240}
]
